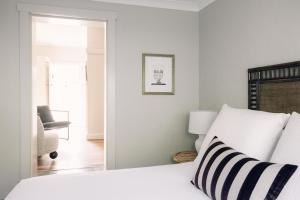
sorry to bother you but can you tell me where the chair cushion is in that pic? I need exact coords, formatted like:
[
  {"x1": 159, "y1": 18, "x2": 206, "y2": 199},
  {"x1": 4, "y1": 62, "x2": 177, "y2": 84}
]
[
  {"x1": 41, "y1": 132, "x2": 59, "y2": 156},
  {"x1": 43, "y1": 121, "x2": 71, "y2": 130},
  {"x1": 37, "y1": 105, "x2": 54, "y2": 123}
]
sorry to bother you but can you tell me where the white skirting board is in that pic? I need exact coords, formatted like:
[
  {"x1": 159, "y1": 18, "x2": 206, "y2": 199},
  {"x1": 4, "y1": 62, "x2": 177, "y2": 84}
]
[{"x1": 86, "y1": 133, "x2": 104, "y2": 140}]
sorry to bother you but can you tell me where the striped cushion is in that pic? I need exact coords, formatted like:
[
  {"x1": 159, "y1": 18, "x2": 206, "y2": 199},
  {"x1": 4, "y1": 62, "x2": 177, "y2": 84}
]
[{"x1": 192, "y1": 136, "x2": 297, "y2": 200}]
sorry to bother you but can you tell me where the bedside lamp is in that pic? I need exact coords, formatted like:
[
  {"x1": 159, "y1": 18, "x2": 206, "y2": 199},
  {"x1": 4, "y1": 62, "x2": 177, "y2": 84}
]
[{"x1": 189, "y1": 111, "x2": 218, "y2": 152}]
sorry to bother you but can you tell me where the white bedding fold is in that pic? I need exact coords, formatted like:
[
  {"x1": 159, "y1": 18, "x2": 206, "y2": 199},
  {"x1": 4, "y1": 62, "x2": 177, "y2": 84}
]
[{"x1": 6, "y1": 162, "x2": 209, "y2": 200}]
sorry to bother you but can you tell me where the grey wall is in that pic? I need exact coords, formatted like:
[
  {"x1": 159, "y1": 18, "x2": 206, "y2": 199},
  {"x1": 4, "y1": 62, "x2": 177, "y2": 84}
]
[
  {"x1": 0, "y1": 0, "x2": 199, "y2": 197},
  {"x1": 199, "y1": 0, "x2": 300, "y2": 110}
]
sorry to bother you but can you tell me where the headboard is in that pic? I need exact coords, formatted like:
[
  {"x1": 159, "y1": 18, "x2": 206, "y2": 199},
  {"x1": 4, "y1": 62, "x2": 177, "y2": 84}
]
[{"x1": 248, "y1": 61, "x2": 300, "y2": 113}]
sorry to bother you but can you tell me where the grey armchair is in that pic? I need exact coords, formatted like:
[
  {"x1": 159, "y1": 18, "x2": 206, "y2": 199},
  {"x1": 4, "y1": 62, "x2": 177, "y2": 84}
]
[{"x1": 37, "y1": 105, "x2": 71, "y2": 140}]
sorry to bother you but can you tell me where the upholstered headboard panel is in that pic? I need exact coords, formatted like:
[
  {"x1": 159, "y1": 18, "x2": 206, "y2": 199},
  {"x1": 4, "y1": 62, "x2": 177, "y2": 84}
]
[{"x1": 248, "y1": 61, "x2": 300, "y2": 113}]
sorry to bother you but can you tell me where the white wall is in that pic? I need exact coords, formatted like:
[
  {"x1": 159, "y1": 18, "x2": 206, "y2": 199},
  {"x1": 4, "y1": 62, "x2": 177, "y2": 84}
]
[
  {"x1": 199, "y1": 0, "x2": 300, "y2": 110},
  {"x1": 33, "y1": 41, "x2": 87, "y2": 107},
  {"x1": 34, "y1": 45, "x2": 87, "y2": 106},
  {"x1": 35, "y1": 57, "x2": 49, "y2": 105},
  {"x1": 0, "y1": 1, "x2": 21, "y2": 197},
  {"x1": 0, "y1": 0, "x2": 199, "y2": 197},
  {"x1": 86, "y1": 26, "x2": 105, "y2": 140},
  {"x1": 34, "y1": 45, "x2": 87, "y2": 62}
]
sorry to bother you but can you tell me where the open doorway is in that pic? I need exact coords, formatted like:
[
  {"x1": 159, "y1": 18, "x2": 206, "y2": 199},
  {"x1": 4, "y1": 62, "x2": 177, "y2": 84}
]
[{"x1": 32, "y1": 16, "x2": 106, "y2": 175}]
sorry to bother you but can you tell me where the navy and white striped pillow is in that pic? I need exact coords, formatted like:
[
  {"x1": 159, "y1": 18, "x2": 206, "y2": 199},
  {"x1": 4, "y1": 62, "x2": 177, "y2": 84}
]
[{"x1": 192, "y1": 136, "x2": 297, "y2": 200}]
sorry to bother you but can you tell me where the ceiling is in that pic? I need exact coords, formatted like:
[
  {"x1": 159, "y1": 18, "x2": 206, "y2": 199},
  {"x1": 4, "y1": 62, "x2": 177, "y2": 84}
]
[{"x1": 91, "y1": 0, "x2": 216, "y2": 11}]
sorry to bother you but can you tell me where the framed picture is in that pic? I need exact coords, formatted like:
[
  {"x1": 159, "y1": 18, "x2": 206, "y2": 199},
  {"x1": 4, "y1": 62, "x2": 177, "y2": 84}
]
[{"x1": 142, "y1": 53, "x2": 175, "y2": 95}]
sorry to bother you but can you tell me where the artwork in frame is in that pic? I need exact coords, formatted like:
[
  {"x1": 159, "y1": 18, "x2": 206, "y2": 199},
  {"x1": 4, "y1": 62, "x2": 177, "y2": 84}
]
[{"x1": 142, "y1": 53, "x2": 175, "y2": 95}]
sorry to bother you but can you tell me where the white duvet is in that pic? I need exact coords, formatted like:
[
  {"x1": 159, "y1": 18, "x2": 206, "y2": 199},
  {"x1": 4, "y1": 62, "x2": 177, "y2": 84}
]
[{"x1": 6, "y1": 162, "x2": 209, "y2": 200}]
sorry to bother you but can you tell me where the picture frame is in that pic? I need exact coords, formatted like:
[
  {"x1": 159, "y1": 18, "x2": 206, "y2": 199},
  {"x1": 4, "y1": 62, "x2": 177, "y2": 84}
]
[{"x1": 142, "y1": 53, "x2": 175, "y2": 95}]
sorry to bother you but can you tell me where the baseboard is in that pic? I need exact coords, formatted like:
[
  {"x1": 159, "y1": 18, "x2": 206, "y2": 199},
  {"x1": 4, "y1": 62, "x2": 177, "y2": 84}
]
[{"x1": 86, "y1": 133, "x2": 104, "y2": 140}]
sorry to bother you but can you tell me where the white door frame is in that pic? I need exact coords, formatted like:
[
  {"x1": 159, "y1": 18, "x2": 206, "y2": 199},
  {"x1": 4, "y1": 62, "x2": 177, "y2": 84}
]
[{"x1": 18, "y1": 3, "x2": 117, "y2": 178}]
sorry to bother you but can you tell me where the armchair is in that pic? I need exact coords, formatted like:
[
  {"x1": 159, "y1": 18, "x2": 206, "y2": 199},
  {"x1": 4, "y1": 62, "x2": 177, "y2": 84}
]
[{"x1": 37, "y1": 105, "x2": 71, "y2": 140}]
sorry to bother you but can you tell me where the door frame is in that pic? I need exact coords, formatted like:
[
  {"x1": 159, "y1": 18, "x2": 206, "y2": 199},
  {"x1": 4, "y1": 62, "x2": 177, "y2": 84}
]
[{"x1": 18, "y1": 3, "x2": 117, "y2": 178}]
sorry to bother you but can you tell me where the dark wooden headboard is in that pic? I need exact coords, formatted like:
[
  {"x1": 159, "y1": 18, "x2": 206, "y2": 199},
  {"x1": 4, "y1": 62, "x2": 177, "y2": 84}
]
[{"x1": 248, "y1": 61, "x2": 300, "y2": 113}]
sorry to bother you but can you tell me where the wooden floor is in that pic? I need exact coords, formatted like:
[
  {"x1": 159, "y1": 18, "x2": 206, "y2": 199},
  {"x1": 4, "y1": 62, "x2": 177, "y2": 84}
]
[{"x1": 37, "y1": 129, "x2": 104, "y2": 176}]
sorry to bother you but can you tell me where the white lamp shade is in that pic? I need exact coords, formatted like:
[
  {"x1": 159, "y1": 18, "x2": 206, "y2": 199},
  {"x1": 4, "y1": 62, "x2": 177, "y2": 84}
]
[{"x1": 189, "y1": 111, "x2": 218, "y2": 134}]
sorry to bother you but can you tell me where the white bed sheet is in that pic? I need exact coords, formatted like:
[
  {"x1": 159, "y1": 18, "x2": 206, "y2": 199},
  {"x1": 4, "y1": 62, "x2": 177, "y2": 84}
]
[{"x1": 6, "y1": 162, "x2": 209, "y2": 200}]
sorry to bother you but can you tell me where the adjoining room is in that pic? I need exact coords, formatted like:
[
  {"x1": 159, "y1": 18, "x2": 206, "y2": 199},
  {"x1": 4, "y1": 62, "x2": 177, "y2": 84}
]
[{"x1": 32, "y1": 16, "x2": 106, "y2": 175}]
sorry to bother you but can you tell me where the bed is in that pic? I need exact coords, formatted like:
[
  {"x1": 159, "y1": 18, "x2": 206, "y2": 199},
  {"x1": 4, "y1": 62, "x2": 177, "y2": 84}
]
[
  {"x1": 6, "y1": 162, "x2": 209, "y2": 200},
  {"x1": 7, "y1": 61, "x2": 300, "y2": 200}
]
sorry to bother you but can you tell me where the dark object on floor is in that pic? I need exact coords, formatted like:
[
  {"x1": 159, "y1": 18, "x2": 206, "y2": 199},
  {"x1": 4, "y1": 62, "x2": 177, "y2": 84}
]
[
  {"x1": 37, "y1": 105, "x2": 71, "y2": 140},
  {"x1": 50, "y1": 151, "x2": 58, "y2": 159}
]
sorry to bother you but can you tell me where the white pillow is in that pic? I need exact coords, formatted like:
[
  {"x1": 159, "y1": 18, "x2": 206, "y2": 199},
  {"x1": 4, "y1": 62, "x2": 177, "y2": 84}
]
[
  {"x1": 194, "y1": 105, "x2": 290, "y2": 165},
  {"x1": 270, "y1": 112, "x2": 300, "y2": 165},
  {"x1": 277, "y1": 169, "x2": 300, "y2": 200},
  {"x1": 192, "y1": 136, "x2": 297, "y2": 200},
  {"x1": 271, "y1": 113, "x2": 300, "y2": 200}
]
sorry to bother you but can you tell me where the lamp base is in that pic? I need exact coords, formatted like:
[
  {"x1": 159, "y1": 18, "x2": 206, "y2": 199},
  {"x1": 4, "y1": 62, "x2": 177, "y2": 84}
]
[{"x1": 195, "y1": 135, "x2": 205, "y2": 152}]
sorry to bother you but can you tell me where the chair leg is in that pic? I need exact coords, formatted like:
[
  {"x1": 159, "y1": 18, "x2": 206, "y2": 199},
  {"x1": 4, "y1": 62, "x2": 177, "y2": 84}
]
[
  {"x1": 67, "y1": 111, "x2": 69, "y2": 140},
  {"x1": 67, "y1": 126, "x2": 69, "y2": 140}
]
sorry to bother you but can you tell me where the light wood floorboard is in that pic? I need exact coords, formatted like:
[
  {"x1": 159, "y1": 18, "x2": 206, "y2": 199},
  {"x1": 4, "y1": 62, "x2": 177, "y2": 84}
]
[{"x1": 37, "y1": 132, "x2": 104, "y2": 176}]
